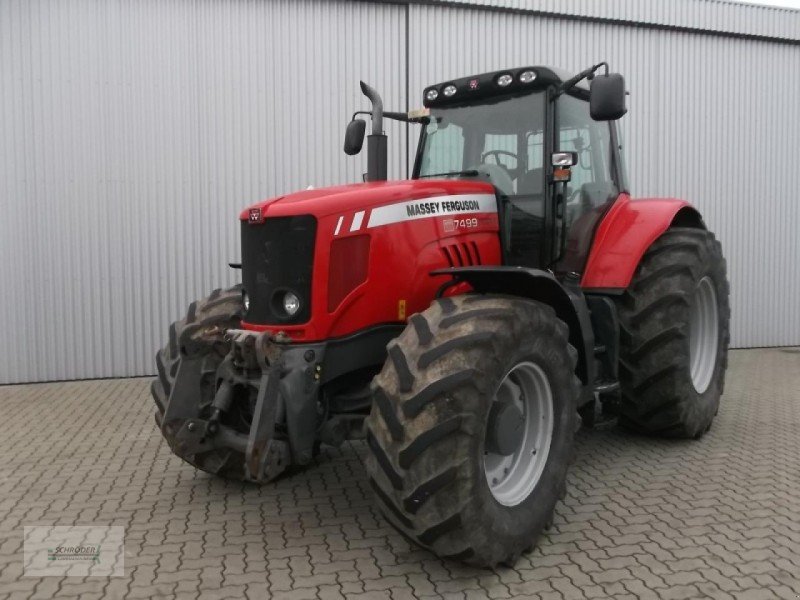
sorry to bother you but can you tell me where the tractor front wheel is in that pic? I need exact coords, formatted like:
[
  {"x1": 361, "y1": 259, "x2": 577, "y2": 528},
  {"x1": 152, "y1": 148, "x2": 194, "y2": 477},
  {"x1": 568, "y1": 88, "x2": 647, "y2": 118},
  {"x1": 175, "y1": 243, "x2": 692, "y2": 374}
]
[
  {"x1": 365, "y1": 295, "x2": 580, "y2": 567},
  {"x1": 152, "y1": 285, "x2": 247, "y2": 479}
]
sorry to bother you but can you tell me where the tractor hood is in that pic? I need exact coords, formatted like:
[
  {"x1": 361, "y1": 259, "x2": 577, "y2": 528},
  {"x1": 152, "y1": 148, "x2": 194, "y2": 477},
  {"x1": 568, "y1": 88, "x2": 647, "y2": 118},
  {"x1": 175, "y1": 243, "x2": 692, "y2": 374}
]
[
  {"x1": 237, "y1": 176, "x2": 503, "y2": 341},
  {"x1": 239, "y1": 179, "x2": 496, "y2": 222}
]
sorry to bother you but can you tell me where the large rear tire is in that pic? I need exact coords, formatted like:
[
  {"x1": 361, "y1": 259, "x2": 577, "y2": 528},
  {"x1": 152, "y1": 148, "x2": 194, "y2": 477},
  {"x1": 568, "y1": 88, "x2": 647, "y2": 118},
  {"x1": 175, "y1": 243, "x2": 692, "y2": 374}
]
[
  {"x1": 151, "y1": 285, "x2": 248, "y2": 479},
  {"x1": 365, "y1": 295, "x2": 580, "y2": 567},
  {"x1": 615, "y1": 227, "x2": 730, "y2": 438}
]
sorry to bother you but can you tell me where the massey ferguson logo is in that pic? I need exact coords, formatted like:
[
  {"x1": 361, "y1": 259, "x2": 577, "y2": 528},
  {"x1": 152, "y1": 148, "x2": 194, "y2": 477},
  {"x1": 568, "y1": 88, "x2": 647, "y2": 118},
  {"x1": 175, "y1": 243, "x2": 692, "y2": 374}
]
[
  {"x1": 405, "y1": 199, "x2": 481, "y2": 217},
  {"x1": 469, "y1": 79, "x2": 479, "y2": 90},
  {"x1": 248, "y1": 208, "x2": 263, "y2": 224}
]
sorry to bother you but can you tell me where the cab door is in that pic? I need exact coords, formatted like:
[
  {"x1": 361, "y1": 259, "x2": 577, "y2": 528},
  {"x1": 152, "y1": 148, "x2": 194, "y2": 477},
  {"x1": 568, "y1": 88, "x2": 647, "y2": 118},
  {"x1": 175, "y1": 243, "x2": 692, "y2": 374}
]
[{"x1": 553, "y1": 94, "x2": 621, "y2": 274}]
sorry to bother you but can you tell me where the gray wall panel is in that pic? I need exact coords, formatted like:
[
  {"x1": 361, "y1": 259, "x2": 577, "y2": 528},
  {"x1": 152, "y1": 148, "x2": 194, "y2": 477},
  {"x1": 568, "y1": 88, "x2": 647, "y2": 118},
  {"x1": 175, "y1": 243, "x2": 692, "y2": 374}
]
[
  {"x1": 0, "y1": 0, "x2": 406, "y2": 383},
  {"x1": 426, "y1": 0, "x2": 800, "y2": 41},
  {"x1": 1, "y1": 0, "x2": 798, "y2": 383},
  {"x1": 408, "y1": 4, "x2": 800, "y2": 349}
]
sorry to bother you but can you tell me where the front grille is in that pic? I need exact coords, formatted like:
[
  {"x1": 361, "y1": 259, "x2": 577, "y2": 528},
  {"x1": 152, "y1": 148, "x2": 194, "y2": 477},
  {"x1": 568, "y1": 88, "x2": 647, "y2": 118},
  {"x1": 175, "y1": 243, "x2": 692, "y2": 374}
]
[{"x1": 241, "y1": 215, "x2": 317, "y2": 324}]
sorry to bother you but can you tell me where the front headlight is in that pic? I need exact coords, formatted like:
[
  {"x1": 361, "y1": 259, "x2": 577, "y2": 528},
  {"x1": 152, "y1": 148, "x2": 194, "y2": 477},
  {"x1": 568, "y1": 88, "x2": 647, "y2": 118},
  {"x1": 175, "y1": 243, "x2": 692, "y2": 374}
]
[
  {"x1": 282, "y1": 291, "x2": 301, "y2": 316},
  {"x1": 242, "y1": 291, "x2": 250, "y2": 312}
]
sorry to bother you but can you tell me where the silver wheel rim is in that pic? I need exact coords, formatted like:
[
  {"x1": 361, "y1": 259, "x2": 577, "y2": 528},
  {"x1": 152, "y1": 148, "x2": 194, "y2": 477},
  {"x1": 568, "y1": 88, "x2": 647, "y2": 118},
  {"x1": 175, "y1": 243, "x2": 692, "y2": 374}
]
[
  {"x1": 689, "y1": 276, "x2": 719, "y2": 394},
  {"x1": 484, "y1": 361, "x2": 554, "y2": 507}
]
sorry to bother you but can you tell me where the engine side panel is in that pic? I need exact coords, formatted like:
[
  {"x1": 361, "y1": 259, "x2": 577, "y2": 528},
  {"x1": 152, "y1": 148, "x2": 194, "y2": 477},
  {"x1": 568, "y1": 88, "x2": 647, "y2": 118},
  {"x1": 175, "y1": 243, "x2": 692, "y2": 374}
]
[{"x1": 581, "y1": 193, "x2": 699, "y2": 290}]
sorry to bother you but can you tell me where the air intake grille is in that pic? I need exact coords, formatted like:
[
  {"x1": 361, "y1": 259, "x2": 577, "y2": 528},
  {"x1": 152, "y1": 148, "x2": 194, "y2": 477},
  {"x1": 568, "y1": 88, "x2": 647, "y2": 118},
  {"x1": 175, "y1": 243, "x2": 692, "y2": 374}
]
[
  {"x1": 441, "y1": 241, "x2": 482, "y2": 267},
  {"x1": 241, "y1": 215, "x2": 316, "y2": 324}
]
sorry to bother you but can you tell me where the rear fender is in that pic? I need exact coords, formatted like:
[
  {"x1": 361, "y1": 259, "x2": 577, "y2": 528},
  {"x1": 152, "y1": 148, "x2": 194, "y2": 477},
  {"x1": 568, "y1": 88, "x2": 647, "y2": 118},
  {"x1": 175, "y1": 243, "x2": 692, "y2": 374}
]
[
  {"x1": 581, "y1": 194, "x2": 705, "y2": 290},
  {"x1": 432, "y1": 266, "x2": 595, "y2": 406}
]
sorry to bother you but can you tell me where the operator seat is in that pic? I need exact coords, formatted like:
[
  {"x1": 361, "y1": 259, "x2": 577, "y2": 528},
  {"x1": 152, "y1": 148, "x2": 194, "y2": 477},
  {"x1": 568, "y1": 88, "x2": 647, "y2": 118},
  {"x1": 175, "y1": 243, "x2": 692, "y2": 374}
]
[{"x1": 516, "y1": 167, "x2": 543, "y2": 196}]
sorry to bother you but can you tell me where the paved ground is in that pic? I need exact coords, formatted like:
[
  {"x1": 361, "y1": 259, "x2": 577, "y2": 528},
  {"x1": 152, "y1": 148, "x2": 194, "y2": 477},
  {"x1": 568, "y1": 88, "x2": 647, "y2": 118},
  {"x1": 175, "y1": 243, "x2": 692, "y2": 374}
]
[{"x1": 0, "y1": 348, "x2": 799, "y2": 599}]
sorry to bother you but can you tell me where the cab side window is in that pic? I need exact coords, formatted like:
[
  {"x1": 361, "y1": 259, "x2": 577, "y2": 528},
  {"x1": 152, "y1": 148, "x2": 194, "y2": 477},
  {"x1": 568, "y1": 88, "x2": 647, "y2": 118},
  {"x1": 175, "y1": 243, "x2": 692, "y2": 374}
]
[
  {"x1": 556, "y1": 95, "x2": 619, "y2": 272},
  {"x1": 558, "y1": 95, "x2": 617, "y2": 218}
]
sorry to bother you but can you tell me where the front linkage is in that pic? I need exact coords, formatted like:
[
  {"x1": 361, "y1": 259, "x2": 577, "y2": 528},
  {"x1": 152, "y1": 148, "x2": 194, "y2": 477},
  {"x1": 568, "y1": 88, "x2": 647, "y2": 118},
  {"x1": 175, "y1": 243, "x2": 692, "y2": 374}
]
[{"x1": 154, "y1": 288, "x2": 325, "y2": 482}]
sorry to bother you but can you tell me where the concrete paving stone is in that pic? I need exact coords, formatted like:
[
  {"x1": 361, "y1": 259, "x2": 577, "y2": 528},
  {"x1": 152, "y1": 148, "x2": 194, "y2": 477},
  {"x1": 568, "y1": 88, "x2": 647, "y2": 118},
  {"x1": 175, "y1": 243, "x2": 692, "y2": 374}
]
[
  {"x1": 589, "y1": 567, "x2": 633, "y2": 584},
  {"x1": 732, "y1": 589, "x2": 780, "y2": 600},
  {"x1": 337, "y1": 580, "x2": 364, "y2": 595},
  {"x1": 267, "y1": 567, "x2": 293, "y2": 592},
  {"x1": 662, "y1": 569, "x2": 708, "y2": 586},
  {"x1": 406, "y1": 572, "x2": 437, "y2": 595},
  {"x1": 1, "y1": 349, "x2": 799, "y2": 598},
  {"x1": 505, "y1": 578, "x2": 554, "y2": 596},
  {"x1": 315, "y1": 584, "x2": 346, "y2": 600},
  {"x1": 364, "y1": 575, "x2": 411, "y2": 591},
  {"x1": 656, "y1": 584, "x2": 703, "y2": 600},
  {"x1": 334, "y1": 569, "x2": 362, "y2": 584}
]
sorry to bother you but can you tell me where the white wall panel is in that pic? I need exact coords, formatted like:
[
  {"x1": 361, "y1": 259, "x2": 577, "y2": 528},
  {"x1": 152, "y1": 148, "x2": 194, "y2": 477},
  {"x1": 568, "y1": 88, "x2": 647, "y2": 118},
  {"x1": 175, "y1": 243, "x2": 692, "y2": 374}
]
[{"x1": 1, "y1": 0, "x2": 798, "y2": 383}]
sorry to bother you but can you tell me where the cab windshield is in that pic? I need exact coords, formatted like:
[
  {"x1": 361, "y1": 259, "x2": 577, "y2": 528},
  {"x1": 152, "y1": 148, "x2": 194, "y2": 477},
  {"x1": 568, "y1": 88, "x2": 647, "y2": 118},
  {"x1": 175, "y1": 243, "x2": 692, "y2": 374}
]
[
  {"x1": 415, "y1": 92, "x2": 546, "y2": 199},
  {"x1": 414, "y1": 92, "x2": 548, "y2": 266}
]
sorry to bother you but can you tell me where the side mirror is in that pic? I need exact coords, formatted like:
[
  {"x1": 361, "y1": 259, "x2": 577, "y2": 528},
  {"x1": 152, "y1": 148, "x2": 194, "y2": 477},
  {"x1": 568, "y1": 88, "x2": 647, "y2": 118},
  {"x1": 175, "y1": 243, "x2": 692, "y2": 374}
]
[
  {"x1": 590, "y1": 73, "x2": 627, "y2": 121},
  {"x1": 343, "y1": 119, "x2": 366, "y2": 155}
]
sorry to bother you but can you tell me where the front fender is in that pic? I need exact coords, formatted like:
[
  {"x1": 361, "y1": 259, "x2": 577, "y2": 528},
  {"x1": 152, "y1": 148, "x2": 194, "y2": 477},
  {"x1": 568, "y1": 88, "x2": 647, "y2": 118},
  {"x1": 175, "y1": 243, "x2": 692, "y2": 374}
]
[
  {"x1": 581, "y1": 194, "x2": 705, "y2": 290},
  {"x1": 431, "y1": 266, "x2": 594, "y2": 403}
]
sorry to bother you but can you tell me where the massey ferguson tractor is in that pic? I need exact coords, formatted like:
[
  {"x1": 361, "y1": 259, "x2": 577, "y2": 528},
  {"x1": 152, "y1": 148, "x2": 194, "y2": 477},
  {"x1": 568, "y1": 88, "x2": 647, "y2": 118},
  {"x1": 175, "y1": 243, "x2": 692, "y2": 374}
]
[{"x1": 152, "y1": 63, "x2": 729, "y2": 567}]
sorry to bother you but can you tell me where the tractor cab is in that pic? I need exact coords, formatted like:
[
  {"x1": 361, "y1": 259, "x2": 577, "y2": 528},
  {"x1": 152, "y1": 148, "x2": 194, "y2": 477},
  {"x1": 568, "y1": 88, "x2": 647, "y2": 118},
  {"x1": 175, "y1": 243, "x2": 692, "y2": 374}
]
[
  {"x1": 415, "y1": 66, "x2": 625, "y2": 274},
  {"x1": 349, "y1": 65, "x2": 629, "y2": 275}
]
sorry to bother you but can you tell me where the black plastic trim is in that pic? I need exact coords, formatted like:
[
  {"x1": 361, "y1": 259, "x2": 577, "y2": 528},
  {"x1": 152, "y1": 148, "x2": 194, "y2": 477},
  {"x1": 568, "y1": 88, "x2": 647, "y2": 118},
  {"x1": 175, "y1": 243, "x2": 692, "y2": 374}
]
[
  {"x1": 322, "y1": 323, "x2": 406, "y2": 384},
  {"x1": 581, "y1": 287, "x2": 624, "y2": 295}
]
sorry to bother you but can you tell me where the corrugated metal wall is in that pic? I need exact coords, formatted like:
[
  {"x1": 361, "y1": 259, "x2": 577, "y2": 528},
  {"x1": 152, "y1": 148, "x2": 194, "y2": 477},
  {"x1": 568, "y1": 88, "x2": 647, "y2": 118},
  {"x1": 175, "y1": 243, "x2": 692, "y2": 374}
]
[
  {"x1": 428, "y1": 0, "x2": 800, "y2": 41},
  {"x1": 1, "y1": 0, "x2": 799, "y2": 383},
  {"x1": 407, "y1": 3, "x2": 800, "y2": 353},
  {"x1": 0, "y1": 0, "x2": 407, "y2": 383}
]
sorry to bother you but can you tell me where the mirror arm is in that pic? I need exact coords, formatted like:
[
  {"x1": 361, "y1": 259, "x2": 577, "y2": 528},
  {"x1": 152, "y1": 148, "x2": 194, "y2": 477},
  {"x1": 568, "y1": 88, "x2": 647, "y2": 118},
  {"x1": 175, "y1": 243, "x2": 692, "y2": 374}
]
[
  {"x1": 383, "y1": 111, "x2": 411, "y2": 122},
  {"x1": 352, "y1": 110, "x2": 423, "y2": 124},
  {"x1": 557, "y1": 62, "x2": 608, "y2": 96}
]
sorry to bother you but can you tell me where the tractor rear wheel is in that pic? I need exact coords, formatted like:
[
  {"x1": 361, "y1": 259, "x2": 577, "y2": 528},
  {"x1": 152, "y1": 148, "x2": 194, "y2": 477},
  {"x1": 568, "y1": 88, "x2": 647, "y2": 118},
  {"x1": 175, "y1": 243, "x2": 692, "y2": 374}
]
[
  {"x1": 615, "y1": 227, "x2": 730, "y2": 438},
  {"x1": 365, "y1": 295, "x2": 580, "y2": 567},
  {"x1": 152, "y1": 285, "x2": 247, "y2": 479}
]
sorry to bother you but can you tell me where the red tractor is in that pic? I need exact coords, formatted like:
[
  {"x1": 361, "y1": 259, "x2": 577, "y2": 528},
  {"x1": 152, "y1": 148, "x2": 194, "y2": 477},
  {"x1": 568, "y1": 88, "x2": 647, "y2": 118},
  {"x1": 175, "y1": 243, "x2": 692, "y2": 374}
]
[{"x1": 153, "y1": 63, "x2": 729, "y2": 567}]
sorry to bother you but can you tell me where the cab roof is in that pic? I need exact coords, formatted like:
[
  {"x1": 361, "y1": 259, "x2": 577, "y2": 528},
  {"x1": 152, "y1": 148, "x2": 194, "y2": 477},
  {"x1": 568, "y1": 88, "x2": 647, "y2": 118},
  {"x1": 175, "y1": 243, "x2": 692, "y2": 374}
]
[{"x1": 422, "y1": 66, "x2": 589, "y2": 108}]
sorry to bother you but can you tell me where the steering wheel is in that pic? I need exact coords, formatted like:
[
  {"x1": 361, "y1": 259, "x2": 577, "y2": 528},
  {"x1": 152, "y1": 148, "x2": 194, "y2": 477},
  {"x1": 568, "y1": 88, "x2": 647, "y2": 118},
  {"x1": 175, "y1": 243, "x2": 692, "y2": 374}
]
[{"x1": 481, "y1": 149, "x2": 518, "y2": 175}]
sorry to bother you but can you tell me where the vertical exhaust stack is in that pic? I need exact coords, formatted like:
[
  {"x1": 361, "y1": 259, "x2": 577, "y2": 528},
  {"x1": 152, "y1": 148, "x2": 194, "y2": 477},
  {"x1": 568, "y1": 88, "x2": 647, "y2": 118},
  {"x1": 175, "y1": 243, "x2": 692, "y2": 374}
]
[{"x1": 360, "y1": 81, "x2": 387, "y2": 182}]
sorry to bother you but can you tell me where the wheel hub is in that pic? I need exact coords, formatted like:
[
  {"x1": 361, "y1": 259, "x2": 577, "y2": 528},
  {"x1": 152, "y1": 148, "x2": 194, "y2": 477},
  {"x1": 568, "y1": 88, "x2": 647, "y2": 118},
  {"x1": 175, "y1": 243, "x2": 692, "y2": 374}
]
[
  {"x1": 484, "y1": 361, "x2": 554, "y2": 507},
  {"x1": 485, "y1": 402, "x2": 524, "y2": 456},
  {"x1": 688, "y1": 276, "x2": 719, "y2": 394}
]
